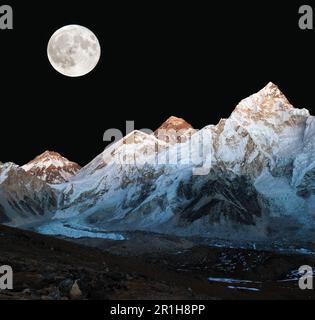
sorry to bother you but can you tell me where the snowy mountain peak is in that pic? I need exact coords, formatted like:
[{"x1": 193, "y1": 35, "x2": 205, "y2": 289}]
[
  {"x1": 22, "y1": 151, "x2": 81, "y2": 184},
  {"x1": 155, "y1": 116, "x2": 195, "y2": 143},
  {"x1": 24, "y1": 151, "x2": 74, "y2": 168},
  {"x1": 158, "y1": 116, "x2": 193, "y2": 130},
  {"x1": 32, "y1": 150, "x2": 65, "y2": 161},
  {"x1": 259, "y1": 82, "x2": 289, "y2": 101},
  {"x1": 230, "y1": 82, "x2": 309, "y2": 130},
  {"x1": 106, "y1": 130, "x2": 167, "y2": 162},
  {"x1": 235, "y1": 82, "x2": 292, "y2": 114}
]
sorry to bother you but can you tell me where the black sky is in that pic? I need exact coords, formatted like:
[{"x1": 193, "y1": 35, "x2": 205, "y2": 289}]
[{"x1": 0, "y1": 1, "x2": 314, "y2": 166}]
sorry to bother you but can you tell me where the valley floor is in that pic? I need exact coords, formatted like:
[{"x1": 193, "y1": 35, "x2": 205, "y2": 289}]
[{"x1": 0, "y1": 225, "x2": 314, "y2": 300}]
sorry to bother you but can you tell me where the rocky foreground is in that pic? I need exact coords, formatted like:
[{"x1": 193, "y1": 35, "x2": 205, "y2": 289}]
[{"x1": 0, "y1": 225, "x2": 315, "y2": 300}]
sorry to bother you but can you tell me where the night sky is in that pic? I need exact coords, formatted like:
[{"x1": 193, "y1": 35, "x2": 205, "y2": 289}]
[{"x1": 0, "y1": 1, "x2": 314, "y2": 166}]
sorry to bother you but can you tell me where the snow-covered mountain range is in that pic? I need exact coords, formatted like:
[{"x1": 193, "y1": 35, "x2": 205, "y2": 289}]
[{"x1": 1, "y1": 83, "x2": 315, "y2": 241}]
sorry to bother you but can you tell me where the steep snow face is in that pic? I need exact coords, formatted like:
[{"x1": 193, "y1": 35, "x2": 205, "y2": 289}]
[
  {"x1": 213, "y1": 83, "x2": 309, "y2": 177},
  {"x1": 56, "y1": 127, "x2": 215, "y2": 218},
  {"x1": 0, "y1": 162, "x2": 14, "y2": 184},
  {"x1": 0, "y1": 162, "x2": 59, "y2": 225},
  {"x1": 53, "y1": 131, "x2": 170, "y2": 218},
  {"x1": 22, "y1": 151, "x2": 81, "y2": 184},
  {"x1": 73, "y1": 130, "x2": 168, "y2": 180},
  {"x1": 154, "y1": 116, "x2": 196, "y2": 143},
  {"x1": 292, "y1": 116, "x2": 315, "y2": 197}
]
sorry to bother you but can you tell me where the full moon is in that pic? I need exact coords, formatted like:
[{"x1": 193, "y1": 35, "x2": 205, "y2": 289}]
[{"x1": 47, "y1": 25, "x2": 101, "y2": 77}]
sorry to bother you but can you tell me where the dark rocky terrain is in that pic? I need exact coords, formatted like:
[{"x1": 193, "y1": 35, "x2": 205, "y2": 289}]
[{"x1": 0, "y1": 225, "x2": 314, "y2": 300}]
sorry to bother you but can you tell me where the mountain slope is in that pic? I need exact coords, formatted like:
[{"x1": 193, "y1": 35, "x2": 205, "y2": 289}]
[
  {"x1": 0, "y1": 162, "x2": 58, "y2": 224},
  {"x1": 54, "y1": 130, "x2": 168, "y2": 218}
]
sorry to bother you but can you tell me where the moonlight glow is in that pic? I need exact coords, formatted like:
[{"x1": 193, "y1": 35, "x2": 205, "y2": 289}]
[{"x1": 47, "y1": 25, "x2": 101, "y2": 77}]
